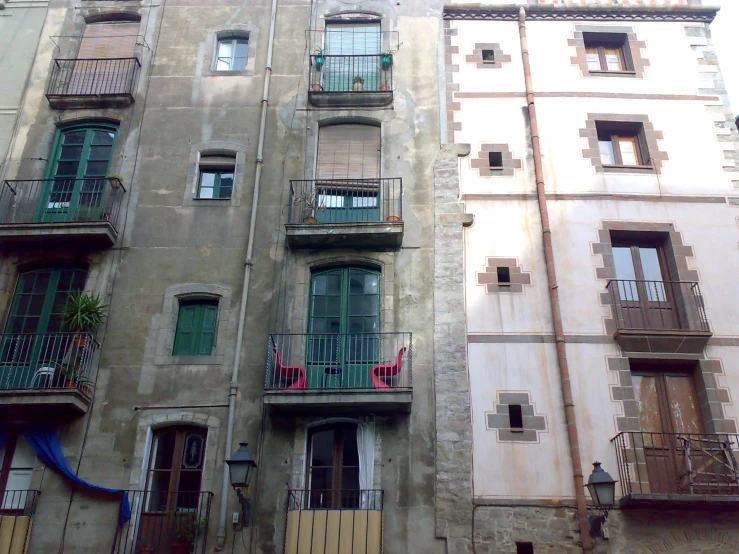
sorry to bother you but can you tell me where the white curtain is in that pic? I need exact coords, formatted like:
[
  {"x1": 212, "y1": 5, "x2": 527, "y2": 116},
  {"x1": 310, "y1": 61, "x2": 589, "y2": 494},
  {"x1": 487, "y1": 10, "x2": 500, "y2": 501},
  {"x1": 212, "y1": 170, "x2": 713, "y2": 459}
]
[{"x1": 356, "y1": 420, "x2": 375, "y2": 509}]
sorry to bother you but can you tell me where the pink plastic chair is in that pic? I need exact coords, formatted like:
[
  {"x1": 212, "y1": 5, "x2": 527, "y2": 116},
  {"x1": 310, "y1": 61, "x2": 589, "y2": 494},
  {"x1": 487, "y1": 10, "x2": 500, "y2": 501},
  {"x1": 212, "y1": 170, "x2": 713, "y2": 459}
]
[
  {"x1": 370, "y1": 347, "x2": 407, "y2": 389},
  {"x1": 273, "y1": 347, "x2": 307, "y2": 390}
]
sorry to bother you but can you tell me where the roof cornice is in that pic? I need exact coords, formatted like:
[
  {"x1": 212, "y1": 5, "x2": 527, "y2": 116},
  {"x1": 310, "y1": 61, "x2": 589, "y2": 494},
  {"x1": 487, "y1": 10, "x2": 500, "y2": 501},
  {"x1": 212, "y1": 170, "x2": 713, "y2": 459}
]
[{"x1": 443, "y1": 4, "x2": 718, "y2": 24}]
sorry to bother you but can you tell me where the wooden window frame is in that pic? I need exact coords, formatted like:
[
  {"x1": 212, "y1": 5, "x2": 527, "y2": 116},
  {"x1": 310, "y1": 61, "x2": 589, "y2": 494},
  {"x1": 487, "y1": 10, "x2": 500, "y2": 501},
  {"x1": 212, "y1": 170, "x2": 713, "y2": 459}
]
[
  {"x1": 196, "y1": 168, "x2": 234, "y2": 200},
  {"x1": 305, "y1": 424, "x2": 360, "y2": 509},
  {"x1": 172, "y1": 300, "x2": 218, "y2": 356},
  {"x1": 610, "y1": 234, "x2": 672, "y2": 282},
  {"x1": 583, "y1": 32, "x2": 633, "y2": 73},
  {"x1": 596, "y1": 122, "x2": 651, "y2": 168},
  {"x1": 214, "y1": 36, "x2": 248, "y2": 71}
]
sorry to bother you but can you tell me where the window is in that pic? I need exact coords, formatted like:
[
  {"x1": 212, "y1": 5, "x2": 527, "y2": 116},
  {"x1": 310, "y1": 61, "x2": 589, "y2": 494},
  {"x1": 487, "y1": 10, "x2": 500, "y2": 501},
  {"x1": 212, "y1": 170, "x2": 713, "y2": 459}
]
[
  {"x1": 322, "y1": 22, "x2": 381, "y2": 92},
  {"x1": 488, "y1": 151, "x2": 503, "y2": 169},
  {"x1": 481, "y1": 49, "x2": 495, "y2": 63},
  {"x1": 508, "y1": 404, "x2": 523, "y2": 430},
  {"x1": 516, "y1": 543, "x2": 534, "y2": 554},
  {"x1": 307, "y1": 424, "x2": 360, "y2": 508},
  {"x1": 596, "y1": 122, "x2": 648, "y2": 167},
  {"x1": 197, "y1": 154, "x2": 235, "y2": 199},
  {"x1": 172, "y1": 300, "x2": 218, "y2": 356},
  {"x1": 214, "y1": 35, "x2": 248, "y2": 71},
  {"x1": 583, "y1": 33, "x2": 630, "y2": 72},
  {"x1": 0, "y1": 431, "x2": 35, "y2": 512}
]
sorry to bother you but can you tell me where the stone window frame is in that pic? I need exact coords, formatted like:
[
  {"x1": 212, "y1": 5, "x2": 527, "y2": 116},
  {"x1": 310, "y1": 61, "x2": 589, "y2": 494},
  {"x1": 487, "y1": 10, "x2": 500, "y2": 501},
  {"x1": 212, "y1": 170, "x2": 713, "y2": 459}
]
[
  {"x1": 153, "y1": 283, "x2": 233, "y2": 366},
  {"x1": 476, "y1": 257, "x2": 531, "y2": 294},
  {"x1": 485, "y1": 391, "x2": 547, "y2": 443},
  {"x1": 465, "y1": 43, "x2": 511, "y2": 69},
  {"x1": 469, "y1": 144, "x2": 522, "y2": 177},
  {"x1": 127, "y1": 411, "x2": 221, "y2": 494},
  {"x1": 201, "y1": 24, "x2": 258, "y2": 77},
  {"x1": 580, "y1": 113, "x2": 668, "y2": 174},
  {"x1": 183, "y1": 141, "x2": 246, "y2": 207},
  {"x1": 569, "y1": 24, "x2": 649, "y2": 79}
]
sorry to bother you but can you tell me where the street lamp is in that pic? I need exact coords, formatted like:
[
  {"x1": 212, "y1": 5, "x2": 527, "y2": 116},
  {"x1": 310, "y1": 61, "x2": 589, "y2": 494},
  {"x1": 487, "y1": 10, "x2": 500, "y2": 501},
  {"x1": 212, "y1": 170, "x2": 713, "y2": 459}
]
[
  {"x1": 226, "y1": 443, "x2": 258, "y2": 527},
  {"x1": 585, "y1": 462, "x2": 616, "y2": 538}
]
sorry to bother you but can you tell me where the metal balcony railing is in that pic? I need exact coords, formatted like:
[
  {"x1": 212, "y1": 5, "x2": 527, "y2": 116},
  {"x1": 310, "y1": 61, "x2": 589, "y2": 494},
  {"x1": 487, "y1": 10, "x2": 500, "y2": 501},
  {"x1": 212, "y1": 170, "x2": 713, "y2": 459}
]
[
  {"x1": 0, "y1": 332, "x2": 99, "y2": 394},
  {"x1": 288, "y1": 179, "x2": 402, "y2": 224},
  {"x1": 309, "y1": 54, "x2": 392, "y2": 94},
  {"x1": 0, "y1": 179, "x2": 126, "y2": 232},
  {"x1": 267, "y1": 333, "x2": 411, "y2": 391},
  {"x1": 112, "y1": 491, "x2": 213, "y2": 554},
  {"x1": 285, "y1": 489, "x2": 383, "y2": 554},
  {"x1": 0, "y1": 490, "x2": 39, "y2": 554},
  {"x1": 612, "y1": 432, "x2": 739, "y2": 497},
  {"x1": 606, "y1": 279, "x2": 709, "y2": 332},
  {"x1": 0, "y1": 490, "x2": 40, "y2": 515},
  {"x1": 46, "y1": 58, "x2": 140, "y2": 100}
]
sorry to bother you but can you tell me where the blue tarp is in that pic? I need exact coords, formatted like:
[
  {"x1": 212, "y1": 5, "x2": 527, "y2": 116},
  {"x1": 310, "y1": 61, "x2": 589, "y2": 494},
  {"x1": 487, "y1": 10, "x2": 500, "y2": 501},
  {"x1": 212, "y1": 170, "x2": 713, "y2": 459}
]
[{"x1": 22, "y1": 426, "x2": 131, "y2": 527}]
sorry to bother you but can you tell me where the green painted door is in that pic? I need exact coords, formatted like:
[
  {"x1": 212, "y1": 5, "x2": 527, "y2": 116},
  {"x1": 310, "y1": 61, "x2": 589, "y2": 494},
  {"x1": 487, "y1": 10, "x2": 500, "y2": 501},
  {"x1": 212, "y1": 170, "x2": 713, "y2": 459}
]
[
  {"x1": 323, "y1": 23, "x2": 381, "y2": 92},
  {"x1": 0, "y1": 268, "x2": 87, "y2": 389},
  {"x1": 308, "y1": 268, "x2": 379, "y2": 389},
  {"x1": 39, "y1": 125, "x2": 117, "y2": 223}
]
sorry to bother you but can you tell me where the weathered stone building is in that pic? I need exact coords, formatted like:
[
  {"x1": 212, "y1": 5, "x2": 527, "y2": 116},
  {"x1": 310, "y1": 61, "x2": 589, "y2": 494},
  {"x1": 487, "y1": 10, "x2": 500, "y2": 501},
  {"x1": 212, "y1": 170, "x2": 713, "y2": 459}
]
[{"x1": 437, "y1": 0, "x2": 739, "y2": 553}]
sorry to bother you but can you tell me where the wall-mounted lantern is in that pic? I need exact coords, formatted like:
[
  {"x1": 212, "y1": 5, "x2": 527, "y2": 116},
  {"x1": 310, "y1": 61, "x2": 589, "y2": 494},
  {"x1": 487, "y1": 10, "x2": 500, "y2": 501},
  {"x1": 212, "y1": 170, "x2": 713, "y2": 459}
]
[
  {"x1": 585, "y1": 461, "x2": 617, "y2": 538},
  {"x1": 226, "y1": 443, "x2": 258, "y2": 527}
]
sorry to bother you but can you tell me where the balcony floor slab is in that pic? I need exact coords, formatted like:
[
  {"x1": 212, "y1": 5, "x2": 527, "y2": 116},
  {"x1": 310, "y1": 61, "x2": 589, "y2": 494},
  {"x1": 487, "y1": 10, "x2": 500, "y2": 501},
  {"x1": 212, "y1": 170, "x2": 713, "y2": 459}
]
[
  {"x1": 264, "y1": 388, "x2": 412, "y2": 414},
  {"x1": 614, "y1": 329, "x2": 712, "y2": 354},
  {"x1": 620, "y1": 493, "x2": 739, "y2": 509},
  {"x1": 0, "y1": 222, "x2": 117, "y2": 248},
  {"x1": 0, "y1": 389, "x2": 92, "y2": 419},
  {"x1": 285, "y1": 221, "x2": 403, "y2": 248},
  {"x1": 308, "y1": 91, "x2": 393, "y2": 108},
  {"x1": 46, "y1": 94, "x2": 135, "y2": 110}
]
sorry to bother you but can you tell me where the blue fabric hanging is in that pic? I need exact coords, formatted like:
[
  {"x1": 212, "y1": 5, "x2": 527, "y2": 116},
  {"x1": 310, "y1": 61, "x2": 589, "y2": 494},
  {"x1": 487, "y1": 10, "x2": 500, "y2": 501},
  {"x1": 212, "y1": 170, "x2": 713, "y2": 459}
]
[{"x1": 23, "y1": 426, "x2": 131, "y2": 527}]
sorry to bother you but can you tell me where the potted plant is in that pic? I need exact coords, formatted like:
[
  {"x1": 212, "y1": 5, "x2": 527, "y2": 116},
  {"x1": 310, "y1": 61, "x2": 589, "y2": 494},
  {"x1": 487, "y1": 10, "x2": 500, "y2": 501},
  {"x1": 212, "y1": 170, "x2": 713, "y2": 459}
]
[
  {"x1": 172, "y1": 513, "x2": 205, "y2": 554},
  {"x1": 292, "y1": 187, "x2": 325, "y2": 223},
  {"x1": 313, "y1": 49, "x2": 325, "y2": 71},
  {"x1": 60, "y1": 292, "x2": 108, "y2": 386},
  {"x1": 380, "y1": 50, "x2": 394, "y2": 70},
  {"x1": 352, "y1": 76, "x2": 364, "y2": 91},
  {"x1": 106, "y1": 174, "x2": 124, "y2": 189}
]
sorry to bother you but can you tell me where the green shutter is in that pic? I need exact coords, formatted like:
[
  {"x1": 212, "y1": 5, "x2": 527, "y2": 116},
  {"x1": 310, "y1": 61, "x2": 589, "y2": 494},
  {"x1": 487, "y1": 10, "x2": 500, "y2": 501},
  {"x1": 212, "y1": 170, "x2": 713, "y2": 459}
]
[
  {"x1": 173, "y1": 301, "x2": 218, "y2": 356},
  {"x1": 198, "y1": 304, "x2": 218, "y2": 355}
]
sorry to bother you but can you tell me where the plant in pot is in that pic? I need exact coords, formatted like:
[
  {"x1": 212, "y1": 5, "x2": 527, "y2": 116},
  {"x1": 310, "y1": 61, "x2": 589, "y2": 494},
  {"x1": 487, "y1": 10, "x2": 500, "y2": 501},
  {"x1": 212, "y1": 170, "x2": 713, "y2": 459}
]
[
  {"x1": 352, "y1": 76, "x2": 364, "y2": 91},
  {"x1": 380, "y1": 50, "x2": 394, "y2": 70},
  {"x1": 172, "y1": 513, "x2": 205, "y2": 554},
  {"x1": 292, "y1": 188, "x2": 326, "y2": 223},
  {"x1": 60, "y1": 292, "x2": 108, "y2": 387}
]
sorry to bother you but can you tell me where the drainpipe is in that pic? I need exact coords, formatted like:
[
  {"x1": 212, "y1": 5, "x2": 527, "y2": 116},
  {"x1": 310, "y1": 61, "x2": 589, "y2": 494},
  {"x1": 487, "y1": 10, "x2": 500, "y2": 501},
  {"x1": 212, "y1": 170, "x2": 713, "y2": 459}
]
[
  {"x1": 517, "y1": 8, "x2": 593, "y2": 554},
  {"x1": 215, "y1": 0, "x2": 279, "y2": 548}
]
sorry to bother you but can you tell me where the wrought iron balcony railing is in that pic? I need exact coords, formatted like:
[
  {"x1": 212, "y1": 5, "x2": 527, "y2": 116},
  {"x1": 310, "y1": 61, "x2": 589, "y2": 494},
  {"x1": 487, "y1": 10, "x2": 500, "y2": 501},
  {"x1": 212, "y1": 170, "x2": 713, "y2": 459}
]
[
  {"x1": 0, "y1": 332, "x2": 98, "y2": 394},
  {"x1": 288, "y1": 179, "x2": 402, "y2": 225},
  {"x1": 309, "y1": 54, "x2": 393, "y2": 94},
  {"x1": 267, "y1": 333, "x2": 411, "y2": 391},
  {"x1": 112, "y1": 490, "x2": 213, "y2": 554},
  {"x1": 0, "y1": 179, "x2": 126, "y2": 233},
  {"x1": 612, "y1": 432, "x2": 739, "y2": 498},
  {"x1": 0, "y1": 489, "x2": 40, "y2": 515},
  {"x1": 606, "y1": 279, "x2": 709, "y2": 332},
  {"x1": 285, "y1": 489, "x2": 383, "y2": 554},
  {"x1": 46, "y1": 58, "x2": 140, "y2": 104},
  {"x1": 0, "y1": 490, "x2": 39, "y2": 554}
]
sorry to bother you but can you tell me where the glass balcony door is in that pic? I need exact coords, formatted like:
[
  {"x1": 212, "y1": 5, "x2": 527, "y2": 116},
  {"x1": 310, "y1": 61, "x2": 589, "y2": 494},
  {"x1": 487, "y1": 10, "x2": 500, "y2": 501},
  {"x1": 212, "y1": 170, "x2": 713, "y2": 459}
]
[
  {"x1": 323, "y1": 23, "x2": 381, "y2": 92},
  {"x1": 308, "y1": 268, "x2": 380, "y2": 389}
]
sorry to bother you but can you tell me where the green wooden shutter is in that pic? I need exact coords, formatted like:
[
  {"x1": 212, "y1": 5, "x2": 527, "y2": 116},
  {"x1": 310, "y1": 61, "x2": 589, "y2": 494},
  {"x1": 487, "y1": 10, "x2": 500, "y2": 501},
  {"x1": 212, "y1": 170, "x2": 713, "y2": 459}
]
[
  {"x1": 173, "y1": 304, "x2": 198, "y2": 355},
  {"x1": 198, "y1": 304, "x2": 218, "y2": 355}
]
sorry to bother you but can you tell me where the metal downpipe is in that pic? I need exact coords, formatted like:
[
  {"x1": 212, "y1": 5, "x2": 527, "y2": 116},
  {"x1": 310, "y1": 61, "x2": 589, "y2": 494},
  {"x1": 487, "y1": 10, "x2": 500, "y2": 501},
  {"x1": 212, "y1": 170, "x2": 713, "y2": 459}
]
[
  {"x1": 518, "y1": 7, "x2": 593, "y2": 553},
  {"x1": 215, "y1": 0, "x2": 279, "y2": 548}
]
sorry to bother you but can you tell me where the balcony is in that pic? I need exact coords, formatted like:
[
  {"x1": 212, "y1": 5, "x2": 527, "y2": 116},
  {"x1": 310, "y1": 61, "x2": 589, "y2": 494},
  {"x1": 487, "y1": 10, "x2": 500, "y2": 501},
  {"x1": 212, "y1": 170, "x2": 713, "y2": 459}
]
[
  {"x1": 0, "y1": 490, "x2": 40, "y2": 554},
  {"x1": 0, "y1": 179, "x2": 126, "y2": 248},
  {"x1": 264, "y1": 333, "x2": 412, "y2": 414},
  {"x1": 46, "y1": 58, "x2": 141, "y2": 109},
  {"x1": 0, "y1": 332, "x2": 98, "y2": 418},
  {"x1": 285, "y1": 489, "x2": 383, "y2": 554},
  {"x1": 308, "y1": 54, "x2": 393, "y2": 108},
  {"x1": 606, "y1": 279, "x2": 711, "y2": 354},
  {"x1": 286, "y1": 179, "x2": 403, "y2": 248},
  {"x1": 612, "y1": 432, "x2": 739, "y2": 508},
  {"x1": 113, "y1": 491, "x2": 213, "y2": 554}
]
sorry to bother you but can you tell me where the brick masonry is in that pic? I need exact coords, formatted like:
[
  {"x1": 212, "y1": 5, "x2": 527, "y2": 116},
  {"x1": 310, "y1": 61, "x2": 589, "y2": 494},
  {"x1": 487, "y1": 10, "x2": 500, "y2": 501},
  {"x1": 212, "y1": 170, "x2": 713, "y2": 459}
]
[
  {"x1": 434, "y1": 144, "x2": 473, "y2": 554},
  {"x1": 465, "y1": 43, "x2": 511, "y2": 70},
  {"x1": 485, "y1": 391, "x2": 547, "y2": 442},
  {"x1": 470, "y1": 144, "x2": 522, "y2": 178},
  {"x1": 476, "y1": 256, "x2": 531, "y2": 293}
]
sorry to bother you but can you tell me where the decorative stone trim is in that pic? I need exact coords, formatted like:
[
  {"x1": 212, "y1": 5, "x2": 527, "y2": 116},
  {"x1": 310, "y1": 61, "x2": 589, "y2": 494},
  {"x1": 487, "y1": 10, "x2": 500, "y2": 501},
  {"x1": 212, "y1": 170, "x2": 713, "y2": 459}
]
[
  {"x1": 443, "y1": 6, "x2": 716, "y2": 24},
  {"x1": 580, "y1": 113, "x2": 668, "y2": 173},
  {"x1": 183, "y1": 141, "x2": 247, "y2": 207},
  {"x1": 465, "y1": 43, "x2": 511, "y2": 69},
  {"x1": 485, "y1": 391, "x2": 547, "y2": 443},
  {"x1": 470, "y1": 144, "x2": 522, "y2": 177},
  {"x1": 443, "y1": 20, "x2": 461, "y2": 144},
  {"x1": 476, "y1": 257, "x2": 531, "y2": 293},
  {"x1": 607, "y1": 357, "x2": 736, "y2": 434},
  {"x1": 568, "y1": 25, "x2": 649, "y2": 78}
]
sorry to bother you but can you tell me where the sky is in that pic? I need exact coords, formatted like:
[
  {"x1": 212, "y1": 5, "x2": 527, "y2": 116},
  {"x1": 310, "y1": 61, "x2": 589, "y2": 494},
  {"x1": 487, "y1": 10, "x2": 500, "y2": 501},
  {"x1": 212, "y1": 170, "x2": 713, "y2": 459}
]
[{"x1": 710, "y1": 0, "x2": 739, "y2": 114}]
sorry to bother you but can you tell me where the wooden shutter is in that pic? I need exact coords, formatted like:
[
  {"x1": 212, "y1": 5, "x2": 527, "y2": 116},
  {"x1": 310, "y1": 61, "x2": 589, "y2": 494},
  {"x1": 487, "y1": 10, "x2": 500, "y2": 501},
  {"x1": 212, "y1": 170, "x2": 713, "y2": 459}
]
[
  {"x1": 78, "y1": 22, "x2": 139, "y2": 59},
  {"x1": 173, "y1": 304, "x2": 198, "y2": 355},
  {"x1": 198, "y1": 304, "x2": 218, "y2": 355},
  {"x1": 316, "y1": 124, "x2": 380, "y2": 180}
]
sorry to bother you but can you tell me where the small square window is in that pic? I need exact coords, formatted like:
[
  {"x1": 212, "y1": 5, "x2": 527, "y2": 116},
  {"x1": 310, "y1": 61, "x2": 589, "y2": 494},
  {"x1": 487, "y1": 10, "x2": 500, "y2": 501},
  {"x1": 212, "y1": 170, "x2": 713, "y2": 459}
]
[
  {"x1": 595, "y1": 122, "x2": 649, "y2": 167},
  {"x1": 583, "y1": 33, "x2": 631, "y2": 73},
  {"x1": 496, "y1": 266, "x2": 510, "y2": 284},
  {"x1": 481, "y1": 49, "x2": 496, "y2": 63},
  {"x1": 516, "y1": 543, "x2": 534, "y2": 554},
  {"x1": 509, "y1": 404, "x2": 524, "y2": 430},
  {"x1": 488, "y1": 151, "x2": 503, "y2": 168},
  {"x1": 197, "y1": 154, "x2": 236, "y2": 199},
  {"x1": 215, "y1": 36, "x2": 248, "y2": 71}
]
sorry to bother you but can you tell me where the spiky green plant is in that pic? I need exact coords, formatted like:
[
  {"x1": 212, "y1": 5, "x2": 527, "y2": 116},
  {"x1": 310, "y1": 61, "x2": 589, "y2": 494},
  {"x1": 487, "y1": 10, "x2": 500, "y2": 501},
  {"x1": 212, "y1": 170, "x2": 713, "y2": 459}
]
[{"x1": 61, "y1": 292, "x2": 109, "y2": 333}]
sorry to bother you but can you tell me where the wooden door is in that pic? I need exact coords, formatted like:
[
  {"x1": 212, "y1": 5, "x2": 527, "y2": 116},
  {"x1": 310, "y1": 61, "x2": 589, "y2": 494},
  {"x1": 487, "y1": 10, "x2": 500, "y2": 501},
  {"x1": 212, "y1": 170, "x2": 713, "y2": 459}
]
[
  {"x1": 308, "y1": 268, "x2": 380, "y2": 389},
  {"x1": 612, "y1": 241, "x2": 677, "y2": 330},
  {"x1": 633, "y1": 369, "x2": 704, "y2": 494},
  {"x1": 138, "y1": 427, "x2": 207, "y2": 554},
  {"x1": 306, "y1": 425, "x2": 360, "y2": 509}
]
